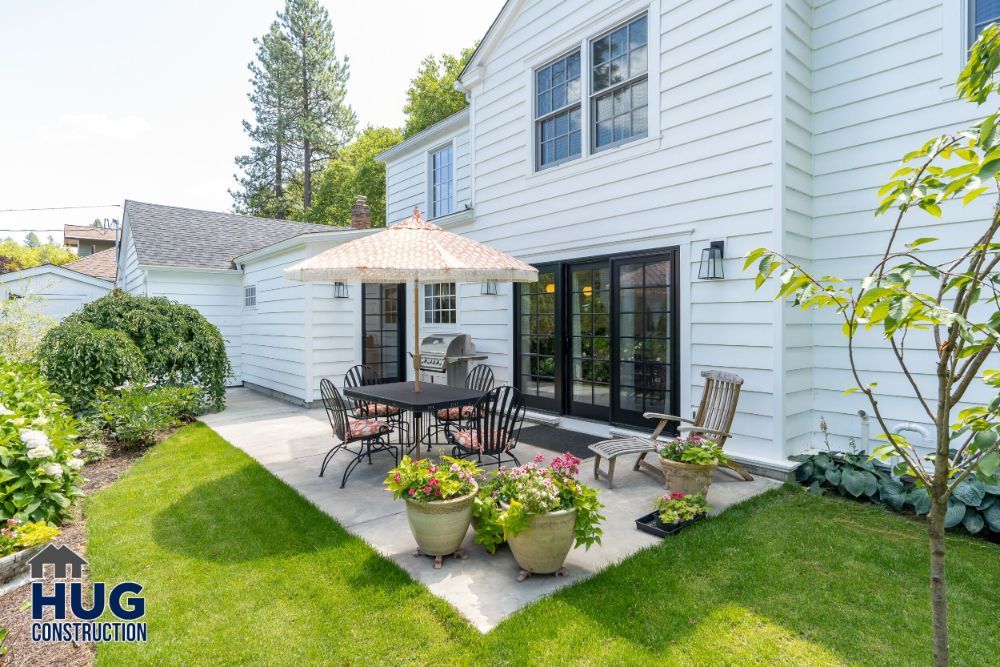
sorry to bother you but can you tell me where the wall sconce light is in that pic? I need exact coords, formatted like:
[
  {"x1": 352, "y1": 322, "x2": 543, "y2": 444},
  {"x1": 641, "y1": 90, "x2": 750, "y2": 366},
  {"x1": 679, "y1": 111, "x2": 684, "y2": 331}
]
[
  {"x1": 333, "y1": 282, "x2": 350, "y2": 299},
  {"x1": 699, "y1": 240, "x2": 725, "y2": 280},
  {"x1": 481, "y1": 279, "x2": 499, "y2": 295}
]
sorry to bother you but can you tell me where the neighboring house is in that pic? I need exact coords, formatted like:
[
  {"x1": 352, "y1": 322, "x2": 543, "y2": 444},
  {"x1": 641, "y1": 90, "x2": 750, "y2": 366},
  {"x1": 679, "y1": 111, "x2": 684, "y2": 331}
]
[
  {"x1": 0, "y1": 255, "x2": 115, "y2": 320},
  {"x1": 63, "y1": 224, "x2": 116, "y2": 257}
]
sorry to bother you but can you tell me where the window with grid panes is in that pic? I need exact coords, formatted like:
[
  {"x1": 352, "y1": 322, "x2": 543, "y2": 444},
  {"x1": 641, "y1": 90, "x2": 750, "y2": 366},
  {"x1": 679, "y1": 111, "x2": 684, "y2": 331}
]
[
  {"x1": 535, "y1": 51, "x2": 582, "y2": 169},
  {"x1": 591, "y1": 14, "x2": 648, "y2": 151}
]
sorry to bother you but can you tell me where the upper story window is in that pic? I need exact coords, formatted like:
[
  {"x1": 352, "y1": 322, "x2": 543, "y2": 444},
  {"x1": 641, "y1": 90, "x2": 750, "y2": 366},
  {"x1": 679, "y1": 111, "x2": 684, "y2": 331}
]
[
  {"x1": 430, "y1": 144, "x2": 454, "y2": 218},
  {"x1": 423, "y1": 282, "x2": 456, "y2": 324},
  {"x1": 592, "y1": 14, "x2": 648, "y2": 151},
  {"x1": 535, "y1": 51, "x2": 582, "y2": 169},
  {"x1": 971, "y1": 0, "x2": 1000, "y2": 46},
  {"x1": 244, "y1": 284, "x2": 256, "y2": 309}
]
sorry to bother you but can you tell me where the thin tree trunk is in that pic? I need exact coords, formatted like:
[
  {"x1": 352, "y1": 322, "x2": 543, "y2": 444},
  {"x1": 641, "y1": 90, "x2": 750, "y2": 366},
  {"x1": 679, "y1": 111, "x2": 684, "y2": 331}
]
[
  {"x1": 275, "y1": 141, "x2": 284, "y2": 218},
  {"x1": 928, "y1": 495, "x2": 949, "y2": 666},
  {"x1": 303, "y1": 139, "x2": 312, "y2": 209}
]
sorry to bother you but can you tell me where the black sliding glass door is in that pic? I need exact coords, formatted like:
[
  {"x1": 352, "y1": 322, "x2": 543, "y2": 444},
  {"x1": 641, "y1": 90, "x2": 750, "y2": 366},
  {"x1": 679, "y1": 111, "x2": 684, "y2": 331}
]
[
  {"x1": 515, "y1": 248, "x2": 678, "y2": 428},
  {"x1": 362, "y1": 283, "x2": 405, "y2": 382}
]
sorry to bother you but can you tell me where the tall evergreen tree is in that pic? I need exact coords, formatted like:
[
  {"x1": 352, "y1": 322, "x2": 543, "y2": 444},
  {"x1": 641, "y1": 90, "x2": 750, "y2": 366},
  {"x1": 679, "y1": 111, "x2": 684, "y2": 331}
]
[
  {"x1": 232, "y1": 22, "x2": 299, "y2": 219},
  {"x1": 279, "y1": 0, "x2": 356, "y2": 209}
]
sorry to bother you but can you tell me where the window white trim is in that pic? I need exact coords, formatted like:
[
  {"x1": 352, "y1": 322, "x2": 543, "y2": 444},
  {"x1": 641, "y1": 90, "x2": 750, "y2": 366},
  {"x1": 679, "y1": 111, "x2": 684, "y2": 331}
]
[
  {"x1": 428, "y1": 142, "x2": 455, "y2": 219},
  {"x1": 422, "y1": 282, "x2": 457, "y2": 325},
  {"x1": 525, "y1": 0, "x2": 660, "y2": 177},
  {"x1": 243, "y1": 284, "x2": 257, "y2": 309}
]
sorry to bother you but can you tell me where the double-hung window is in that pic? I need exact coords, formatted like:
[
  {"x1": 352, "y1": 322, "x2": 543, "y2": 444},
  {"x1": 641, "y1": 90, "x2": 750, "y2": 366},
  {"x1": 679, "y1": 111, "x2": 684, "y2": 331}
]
[
  {"x1": 970, "y1": 0, "x2": 1000, "y2": 46},
  {"x1": 535, "y1": 51, "x2": 582, "y2": 169},
  {"x1": 592, "y1": 14, "x2": 648, "y2": 151},
  {"x1": 423, "y1": 283, "x2": 456, "y2": 324},
  {"x1": 430, "y1": 144, "x2": 454, "y2": 218}
]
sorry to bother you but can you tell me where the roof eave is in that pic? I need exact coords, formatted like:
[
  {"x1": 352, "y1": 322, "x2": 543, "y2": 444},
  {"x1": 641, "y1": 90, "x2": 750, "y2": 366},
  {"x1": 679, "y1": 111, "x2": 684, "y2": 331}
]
[
  {"x1": 235, "y1": 228, "x2": 378, "y2": 266},
  {"x1": 375, "y1": 108, "x2": 470, "y2": 163}
]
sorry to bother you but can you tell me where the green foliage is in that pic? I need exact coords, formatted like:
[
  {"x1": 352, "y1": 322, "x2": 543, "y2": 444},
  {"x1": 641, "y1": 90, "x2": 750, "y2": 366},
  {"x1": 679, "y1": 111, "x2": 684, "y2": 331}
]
[
  {"x1": 0, "y1": 238, "x2": 76, "y2": 274},
  {"x1": 0, "y1": 626, "x2": 6, "y2": 656},
  {"x1": 403, "y1": 46, "x2": 475, "y2": 138},
  {"x1": 98, "y1": 384, "x2": 199, "y2": 446},
  {"x1": 301, "y1": 126, "x2": 403, "y2": 227},
  {"x1": 654, "y1": 492, "x2": 710, "y2": 525},
  {"x1": 37, "y1": 320, "x2": 146, "y2": 414},
  {"x1": 69, "y1": 290, "x2": 231, "y2": 412},
  {"x1": 0, "y1": 358, "x2": 85, "y2": 524},
  {"x1": 472, "y1": 453, "x2": 604, "y2": 551},
  {"x1": 0, "y1": 520, "x2": 60, "y2": 555},
  {"x1": 0, "y1": 292, "x2": 55, "y2": 362},
  {"x1": 658, "y1": 434, "x2": 730, "y2": 466},
  {"x1": 383, "y1": 455, "x2": 479, "y2": 502},
  {"x1": 792, "y1": 451, "x2": 1000, "y2": 536}
]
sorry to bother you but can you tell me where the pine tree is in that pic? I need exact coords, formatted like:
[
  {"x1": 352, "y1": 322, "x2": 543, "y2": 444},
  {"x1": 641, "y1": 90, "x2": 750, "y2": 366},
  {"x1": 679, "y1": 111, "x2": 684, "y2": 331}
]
[
  {"x1": 279, "y1": 0, "x2": 356, "y2": 209},
  {"x1": 232, "y1": 22, "x2": 300, "y2": 218},
  {"x1": 23, "y1": 232, "x2": 40, "y2": 248}
]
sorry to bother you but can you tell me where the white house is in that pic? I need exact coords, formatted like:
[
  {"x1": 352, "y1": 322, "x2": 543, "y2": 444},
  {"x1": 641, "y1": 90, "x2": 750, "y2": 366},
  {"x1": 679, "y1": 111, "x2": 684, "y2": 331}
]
[{"x1": 8, "y1": 0, "x2": 997, "y2": 475}]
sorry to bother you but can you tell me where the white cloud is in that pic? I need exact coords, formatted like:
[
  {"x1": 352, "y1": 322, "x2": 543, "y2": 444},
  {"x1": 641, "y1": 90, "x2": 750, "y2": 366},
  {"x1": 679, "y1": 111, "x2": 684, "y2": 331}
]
[{"x1": 39, "y1": 113, "x2": 150, "y2": 143}]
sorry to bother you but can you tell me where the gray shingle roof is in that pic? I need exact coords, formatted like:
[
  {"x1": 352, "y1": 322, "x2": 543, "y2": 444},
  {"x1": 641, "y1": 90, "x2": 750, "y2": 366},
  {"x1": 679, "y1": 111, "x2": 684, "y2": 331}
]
[{"x1": 124, "y1": 200, "x2": 337, "y2": 270}]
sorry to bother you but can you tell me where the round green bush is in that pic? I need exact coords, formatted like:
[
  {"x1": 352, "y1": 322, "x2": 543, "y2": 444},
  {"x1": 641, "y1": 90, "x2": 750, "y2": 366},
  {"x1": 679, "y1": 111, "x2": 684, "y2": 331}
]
[
  {"x1": 67, "y1": 290, "x2": 231, "y2": 412},
  {"x1": 37, "y1": 322, "x2": 146, "y2": 413}
]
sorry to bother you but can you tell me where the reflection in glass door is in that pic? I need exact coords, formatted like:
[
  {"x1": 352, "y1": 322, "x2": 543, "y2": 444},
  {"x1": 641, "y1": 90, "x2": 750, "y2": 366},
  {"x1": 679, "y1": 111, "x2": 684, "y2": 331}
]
[
  {"x1": 518, "y1": 267, "x2": 560, "y2": 412},
  {"x1": 614, "y1": 255, "x2": 674, "y2": 426},
  {"x1": 363, "y1": 284, "x2": 405, "y2": 382},
  {"x1": 568, "y1": 264, "x2": 611, "y2": 420}
]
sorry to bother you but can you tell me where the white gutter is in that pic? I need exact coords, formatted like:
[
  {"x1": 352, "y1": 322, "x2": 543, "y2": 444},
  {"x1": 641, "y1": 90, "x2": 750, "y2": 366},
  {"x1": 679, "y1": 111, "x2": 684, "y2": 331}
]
[
  {"x1": 375, "y1": 108, "x2": 470, "y2": 163},
  {"x1": 234, "y1": 228, "x2": 376, "y2": 266}
]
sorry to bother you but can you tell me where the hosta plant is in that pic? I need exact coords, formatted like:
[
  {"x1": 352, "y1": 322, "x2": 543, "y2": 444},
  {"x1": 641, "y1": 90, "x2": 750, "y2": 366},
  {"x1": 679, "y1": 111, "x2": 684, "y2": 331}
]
[
  {"x1": 654, "y1": 492, "x2": 710, "y2": 525},
  {"x1": 473, "y1": 453, "x2": 604, "y2": 553},
  {"x1": 0, "y1": 358, "x2": 85, "y2": 524},
  {"x1": 658, "y1": 434, "x2": 730, "y2": 466}
]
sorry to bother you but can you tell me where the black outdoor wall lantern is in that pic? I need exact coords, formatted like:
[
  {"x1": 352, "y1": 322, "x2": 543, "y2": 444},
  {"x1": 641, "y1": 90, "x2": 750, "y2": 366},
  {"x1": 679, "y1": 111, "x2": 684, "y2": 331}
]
[
  {"x1": 698, "y1": 240, "x2": 725, "y2": 280},
  {"x1": 481, "y1": 279, "x2": 499, "y2": 295},
  {"x1": 333, "y1": 282, "x2": 350, "y2": 298}
]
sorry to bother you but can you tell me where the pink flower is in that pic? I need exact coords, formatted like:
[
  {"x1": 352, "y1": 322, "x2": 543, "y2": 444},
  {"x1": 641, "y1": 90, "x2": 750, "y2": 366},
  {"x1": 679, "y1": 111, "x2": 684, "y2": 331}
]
[
  {"x1": 533, "y1": 453, "x2": 546, "y2": 464},
  {"x1": 393, "y1": 473, "x2": 401, "y2": 483},
  {"x1": 429, "y1": 477, "x2": 440, "y2": 486},
  {"x1": 671, "y1": 493, "x2": 685, "y2": 499},
  {"x1": 423, "y1": 486, "x2": 431, "y2": 494},
  {"x1": 408, "y1": 488, "x2": 416, "y2": 496},
  {"x1": 429, "y1": 466, "x2": 438, "y2": 474}
]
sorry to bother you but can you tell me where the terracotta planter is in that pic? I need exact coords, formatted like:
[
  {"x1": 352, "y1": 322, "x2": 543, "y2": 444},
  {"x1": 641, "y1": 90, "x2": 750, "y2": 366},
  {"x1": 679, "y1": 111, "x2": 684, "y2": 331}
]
[
  {"x1": 658, "y1": 456, "x2": 717, "y2": 496},
  {"x1": 404, "y1": 482, "x2": 477, "y2": 556},
  {"x1": 505, "y1": 506, "x2": 578, "y2": 574},
  {"x1": 0, "y1": 544, "x2": 43, "y2": 595}
]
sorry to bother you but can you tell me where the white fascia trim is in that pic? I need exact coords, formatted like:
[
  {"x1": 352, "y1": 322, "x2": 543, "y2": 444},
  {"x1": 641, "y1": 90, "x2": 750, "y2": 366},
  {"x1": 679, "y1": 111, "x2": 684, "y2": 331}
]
[
  {"x1": 375, "y1": 109, "x2": 470, "y2": 163},
  {"x1": 234, "y1": 228, "x2": 375, "y2": 266},
  {"x1": 137, "y1": 265, "x2": 239, "y2": 275},
  {"x1": 0, "y1": 264, "x2": 114, "y2": 289}
]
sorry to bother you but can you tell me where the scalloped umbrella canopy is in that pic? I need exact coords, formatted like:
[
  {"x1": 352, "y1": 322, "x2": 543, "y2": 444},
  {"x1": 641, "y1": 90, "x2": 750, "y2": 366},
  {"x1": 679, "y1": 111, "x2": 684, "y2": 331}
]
[
  {"x1": 284, "y1": 210, "x2": 538, "y2": 284},
  {"x1": 284, "y1": 210, "x2": 538, "y2": 392}
]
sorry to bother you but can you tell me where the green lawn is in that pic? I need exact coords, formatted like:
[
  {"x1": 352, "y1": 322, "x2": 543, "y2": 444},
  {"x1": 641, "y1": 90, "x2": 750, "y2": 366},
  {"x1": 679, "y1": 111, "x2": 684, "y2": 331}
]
[{"x1": 87, "y1": 423, "x2": 1000, "y2": 666}]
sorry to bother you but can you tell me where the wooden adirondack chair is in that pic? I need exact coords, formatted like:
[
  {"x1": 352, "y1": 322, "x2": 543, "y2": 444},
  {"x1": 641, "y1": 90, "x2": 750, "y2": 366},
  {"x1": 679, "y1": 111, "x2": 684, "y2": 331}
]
[{"x1": 589, "y1": 370, "x2": 753, "y2": 488}]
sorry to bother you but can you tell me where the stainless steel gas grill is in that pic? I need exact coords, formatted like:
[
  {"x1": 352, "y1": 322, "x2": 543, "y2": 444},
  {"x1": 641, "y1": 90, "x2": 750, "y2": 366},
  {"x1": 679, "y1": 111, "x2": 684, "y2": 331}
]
[{"x1": 418, "y1": 333, "x2": 487, "y2": 387}]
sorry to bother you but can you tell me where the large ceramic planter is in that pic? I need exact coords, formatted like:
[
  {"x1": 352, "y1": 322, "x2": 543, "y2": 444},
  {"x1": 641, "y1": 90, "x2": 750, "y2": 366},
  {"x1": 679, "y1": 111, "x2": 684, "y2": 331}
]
[
  {"x1": 505, "y1": 506, "x2": 578, "y2": 575},
  {"x1": 0, "y1": 544, "x2": 43, "y2": 595},
  {"x1": 659, "y1": 457, "x2": 716, "y2": 496},
  {"x1": 404, "y1": 482, "x2": 477, "y2": 557}
]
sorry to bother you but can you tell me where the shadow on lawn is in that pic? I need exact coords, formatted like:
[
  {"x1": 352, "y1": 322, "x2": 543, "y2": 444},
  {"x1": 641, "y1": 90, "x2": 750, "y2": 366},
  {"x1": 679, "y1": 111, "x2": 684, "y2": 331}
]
[{"x1": 151, "y1": 463, "x2": 357, "y2": 563}]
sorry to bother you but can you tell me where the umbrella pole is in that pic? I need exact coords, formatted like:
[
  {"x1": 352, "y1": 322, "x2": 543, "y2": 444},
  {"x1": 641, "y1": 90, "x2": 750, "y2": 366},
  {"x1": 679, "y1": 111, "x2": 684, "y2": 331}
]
[{"x1": 413, "y1": 279, "x2": 420, "y2": 393}]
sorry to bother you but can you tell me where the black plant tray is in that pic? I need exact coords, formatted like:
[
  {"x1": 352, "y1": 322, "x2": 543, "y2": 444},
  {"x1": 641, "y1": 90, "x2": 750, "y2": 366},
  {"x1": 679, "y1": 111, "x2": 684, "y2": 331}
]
[{"x1": 635, "y1": 511, "x2": 705, "y2": 538}]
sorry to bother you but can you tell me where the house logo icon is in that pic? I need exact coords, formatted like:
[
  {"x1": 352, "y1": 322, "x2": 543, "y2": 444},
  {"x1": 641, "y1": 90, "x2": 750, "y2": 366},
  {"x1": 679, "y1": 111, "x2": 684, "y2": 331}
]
[{"x1": 25, "y1": 544, "x2": 87, "y2": 580}]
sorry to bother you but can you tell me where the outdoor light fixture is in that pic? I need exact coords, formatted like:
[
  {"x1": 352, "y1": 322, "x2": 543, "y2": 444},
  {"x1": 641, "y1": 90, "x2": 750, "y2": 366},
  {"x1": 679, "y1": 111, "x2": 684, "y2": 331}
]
[
  {"x1": 481, "y1": 279, "x2": 499, "y2": 295},
  {"x1": 333, "y1": 282, "x2": 350, "y2": 298},
  {"x1": 699, "y1": 240, "x2": 725, "y2": 280}
]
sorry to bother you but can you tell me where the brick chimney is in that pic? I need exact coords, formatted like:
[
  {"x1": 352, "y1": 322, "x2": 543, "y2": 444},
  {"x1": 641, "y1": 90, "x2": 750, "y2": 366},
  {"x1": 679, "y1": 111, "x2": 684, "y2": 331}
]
[{"x1": 350, "y1": 196, "x2": 371, "y2": 229}]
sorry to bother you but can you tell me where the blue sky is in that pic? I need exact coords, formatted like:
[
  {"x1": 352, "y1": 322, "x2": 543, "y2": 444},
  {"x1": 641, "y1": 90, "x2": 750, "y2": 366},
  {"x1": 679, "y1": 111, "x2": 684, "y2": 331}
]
[{"x1": 0, "y1": 0, "x2": 503, "y2": 242}]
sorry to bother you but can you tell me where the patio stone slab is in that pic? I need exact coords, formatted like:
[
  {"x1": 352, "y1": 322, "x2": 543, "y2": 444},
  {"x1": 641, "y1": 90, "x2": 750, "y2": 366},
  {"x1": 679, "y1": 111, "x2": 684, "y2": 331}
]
[{"x1": 202, "y1": 388, "x2": 781, "y2": 632}]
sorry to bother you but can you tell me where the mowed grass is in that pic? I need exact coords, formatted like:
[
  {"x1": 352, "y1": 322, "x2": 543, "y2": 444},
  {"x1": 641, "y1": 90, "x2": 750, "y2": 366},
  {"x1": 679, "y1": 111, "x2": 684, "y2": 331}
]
[{"x1": 87, "y1": 423, "x2": 1000, "y2": 666}]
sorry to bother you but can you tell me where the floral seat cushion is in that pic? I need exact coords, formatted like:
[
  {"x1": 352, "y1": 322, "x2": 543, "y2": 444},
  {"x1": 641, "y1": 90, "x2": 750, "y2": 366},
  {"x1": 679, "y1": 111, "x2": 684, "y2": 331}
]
[
  {"x1": 348, "y1": 417, "x2": 391, "y2": 439},
  {"x1": 435, "y1": 405, "x2": 478, "y2": 421},
  {"x1": 355, "y1": 403, "x2": 400, "y2": 417},
  {"x1": 453, "y1": 428, "x2": 513, "y2": 452}
]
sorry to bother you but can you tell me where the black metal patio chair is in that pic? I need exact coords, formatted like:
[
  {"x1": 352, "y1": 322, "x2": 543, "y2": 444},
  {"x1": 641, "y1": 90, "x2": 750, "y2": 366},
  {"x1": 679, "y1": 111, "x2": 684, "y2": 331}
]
[
  {"x1": 426, "y1": 364, "x2": 495, "y2": 446},
  {"x1": 448, "y1": 384, "x2": 525, "y2": 469},
  {"x1": 320, "y1": 378, "x2": 399, "y2": 488},
  {"x1": 344, "y1": 364, "x2": 409, "y2": 441}
]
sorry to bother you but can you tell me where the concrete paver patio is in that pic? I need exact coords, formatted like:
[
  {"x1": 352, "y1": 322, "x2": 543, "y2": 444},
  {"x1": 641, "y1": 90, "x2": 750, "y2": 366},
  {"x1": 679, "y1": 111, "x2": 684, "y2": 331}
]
[{"x1": 202, "y1": 388, "x2": 780, "y2": 631}]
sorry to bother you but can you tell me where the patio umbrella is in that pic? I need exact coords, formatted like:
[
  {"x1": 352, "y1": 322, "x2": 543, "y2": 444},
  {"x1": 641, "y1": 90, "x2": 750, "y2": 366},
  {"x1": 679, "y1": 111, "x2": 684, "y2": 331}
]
[{"x1": 284, "y1": 209, "x2": 538, "y2": 391}]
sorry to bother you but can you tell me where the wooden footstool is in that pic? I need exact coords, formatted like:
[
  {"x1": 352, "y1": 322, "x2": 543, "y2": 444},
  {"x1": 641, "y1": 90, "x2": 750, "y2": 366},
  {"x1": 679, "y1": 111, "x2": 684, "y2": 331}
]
[{"x1": 588, "y1": 437, "x2": 657, "y2": 489}]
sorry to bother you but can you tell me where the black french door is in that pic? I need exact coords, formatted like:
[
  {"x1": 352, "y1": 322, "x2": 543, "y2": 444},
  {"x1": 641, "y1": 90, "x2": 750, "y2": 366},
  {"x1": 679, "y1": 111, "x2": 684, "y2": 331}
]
[
  {"x1": 362, "y1": 284, "x2": 406, "y2": 382},
  {"x1": 515, "y1": 248, "x2": 679, "y2": 428}
]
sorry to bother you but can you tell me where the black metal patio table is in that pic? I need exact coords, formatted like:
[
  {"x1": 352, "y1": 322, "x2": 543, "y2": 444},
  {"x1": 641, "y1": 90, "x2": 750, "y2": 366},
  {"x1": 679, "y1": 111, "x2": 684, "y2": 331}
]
[{"x1": 342, "y1": 381, "x2": 486, "y2": 460}]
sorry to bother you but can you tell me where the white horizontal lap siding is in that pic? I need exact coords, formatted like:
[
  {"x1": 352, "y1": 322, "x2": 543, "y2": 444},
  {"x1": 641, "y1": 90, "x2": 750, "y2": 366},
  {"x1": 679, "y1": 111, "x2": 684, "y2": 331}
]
[
  {"x1": 384, "y1": 126, "x2": 471, "y2": 224},
  {"x1": 308, "y1": 281, "x2": 360, "y2": 401},
  {"x1": 0, "y1": 272, "x2": 111, "y2": 321},
  {"x1": 145, "y1": 270, "x2": 243, "y2": 386},
  {"x1": 240, "y1": 247, "x2": 312, "y2": 401},
  {"x1": 118, "y1": 234, "x2": 144, "y2": 295},
  {"x1": 809, "y1": 0, "x2": 998, "y2": 450},
  {"x1": 449, "y1": 0, "x2": 781, "y2": 460}
]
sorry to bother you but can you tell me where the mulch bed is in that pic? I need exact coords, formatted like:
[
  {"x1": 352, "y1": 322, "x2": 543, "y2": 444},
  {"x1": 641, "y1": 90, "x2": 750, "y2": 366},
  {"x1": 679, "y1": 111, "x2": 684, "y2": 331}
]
[{"x1": 0, "y1": 441, "x2": 149, "y2": 667}]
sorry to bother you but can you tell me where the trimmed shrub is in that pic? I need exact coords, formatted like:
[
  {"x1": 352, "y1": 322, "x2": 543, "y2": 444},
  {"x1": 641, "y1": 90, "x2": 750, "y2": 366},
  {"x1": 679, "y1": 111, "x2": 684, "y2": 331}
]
[
  {"x1": 97, "y1": 385, "x2": 200, "y2": 446},
  {"x1": 37, "y1": 321, "x2": 146, "y2": 413},
  {"x1": 70, "y1": 291, "x2": 231, "y2": 412},
  {"x1": 0, "y1": 358, "x2": 85, "y2": 524}
]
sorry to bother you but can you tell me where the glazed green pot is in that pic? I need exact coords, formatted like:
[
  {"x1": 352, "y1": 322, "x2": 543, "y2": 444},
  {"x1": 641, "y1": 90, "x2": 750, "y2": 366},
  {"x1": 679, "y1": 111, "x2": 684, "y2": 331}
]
[
  {"x1": 404, "y1": 482, "x2": 477, "y2": 556},
  {"x1": 506, "y1": 506, "x2": 577, "y2": 574}
]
